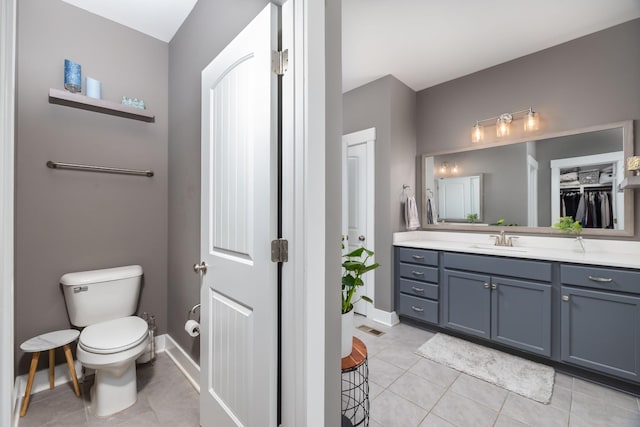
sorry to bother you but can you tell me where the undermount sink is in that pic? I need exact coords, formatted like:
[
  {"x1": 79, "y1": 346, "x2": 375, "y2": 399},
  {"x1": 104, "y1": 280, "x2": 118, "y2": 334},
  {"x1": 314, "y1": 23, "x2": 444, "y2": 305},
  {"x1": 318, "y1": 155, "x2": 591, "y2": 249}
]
[{"x1": 468, "y1": 244, "x2": 529, "y2": 253}]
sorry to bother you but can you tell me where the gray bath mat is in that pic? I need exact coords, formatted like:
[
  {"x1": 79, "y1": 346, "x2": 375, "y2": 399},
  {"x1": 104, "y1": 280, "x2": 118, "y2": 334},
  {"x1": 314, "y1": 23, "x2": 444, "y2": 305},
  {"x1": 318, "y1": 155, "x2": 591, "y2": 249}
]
[{"x1": 416, "y1": 333, "x2": 554, "y2": 404}]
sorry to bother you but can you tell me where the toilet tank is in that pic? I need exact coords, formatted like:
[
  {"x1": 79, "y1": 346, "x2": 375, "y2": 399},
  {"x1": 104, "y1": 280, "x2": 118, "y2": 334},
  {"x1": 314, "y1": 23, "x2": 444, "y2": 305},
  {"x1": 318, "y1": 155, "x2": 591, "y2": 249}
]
[{"x1": 61, "y1": 265, "x2": 143, "y2": 327}]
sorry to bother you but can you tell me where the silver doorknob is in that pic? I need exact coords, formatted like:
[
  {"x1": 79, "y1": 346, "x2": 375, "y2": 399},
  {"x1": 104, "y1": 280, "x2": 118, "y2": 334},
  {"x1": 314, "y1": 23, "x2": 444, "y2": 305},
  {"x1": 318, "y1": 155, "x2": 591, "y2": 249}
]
[
  {"x1": 358, "y1": 235, "x2": 365, "y2": 241},
  {"x1": 193, "y1": 261, "x2": 208, "y2": 274}
]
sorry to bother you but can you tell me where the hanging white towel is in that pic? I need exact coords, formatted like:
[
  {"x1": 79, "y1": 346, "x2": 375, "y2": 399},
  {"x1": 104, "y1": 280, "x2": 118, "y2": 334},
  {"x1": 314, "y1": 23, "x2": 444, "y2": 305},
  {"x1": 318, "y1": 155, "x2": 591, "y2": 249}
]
[{"x1": 405, "y1": 196, "x2": 421, "y2": 230}]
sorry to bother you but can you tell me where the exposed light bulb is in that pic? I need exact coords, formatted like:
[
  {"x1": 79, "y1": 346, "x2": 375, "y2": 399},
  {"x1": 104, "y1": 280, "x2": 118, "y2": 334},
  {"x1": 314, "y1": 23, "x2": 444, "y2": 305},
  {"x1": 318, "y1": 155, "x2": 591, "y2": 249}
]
[
  {"x1": 524, "y1": 108, "x2": 539, "y2": 132},
  {"x1": 452, "y1": 163, "x2": 458, "y2": 173},
  {"x1": 472, "y1": 122, "x2": 483, "y2": 143},
  {"x1": 496, "y1": 113, "x2": 512, "y2": 137}
]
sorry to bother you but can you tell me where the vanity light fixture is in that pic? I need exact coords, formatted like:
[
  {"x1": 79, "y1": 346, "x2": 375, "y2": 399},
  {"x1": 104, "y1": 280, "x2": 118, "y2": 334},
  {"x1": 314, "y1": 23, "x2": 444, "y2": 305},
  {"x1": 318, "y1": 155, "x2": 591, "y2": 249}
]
[
  {"x1": 472, "y1": 106, "x2": 539, "y2": 142},
  {"x1": 439, "y1": 162, "x2": 458, "y2": 174}
]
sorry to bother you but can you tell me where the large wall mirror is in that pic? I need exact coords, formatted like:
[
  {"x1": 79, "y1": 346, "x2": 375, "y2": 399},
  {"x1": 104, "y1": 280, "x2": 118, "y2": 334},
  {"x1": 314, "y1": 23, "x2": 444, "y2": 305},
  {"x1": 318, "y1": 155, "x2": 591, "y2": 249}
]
[{"x1": 421, "y1": 120, "x2": 635, "y2": 236}]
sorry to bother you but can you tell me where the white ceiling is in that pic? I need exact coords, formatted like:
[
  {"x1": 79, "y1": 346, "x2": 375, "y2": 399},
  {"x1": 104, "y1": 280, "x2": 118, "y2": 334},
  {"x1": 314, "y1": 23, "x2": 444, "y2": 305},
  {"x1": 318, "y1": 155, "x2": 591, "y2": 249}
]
[
  {"x1": 342, "y1": 0, "x2": 640, "y2": 92},
  {"x1": 60, "y1": 0, "x2": 640, "y2": 92},
  {"x1": 60, "y1": 0, "x2": 197, "y2": 43}
]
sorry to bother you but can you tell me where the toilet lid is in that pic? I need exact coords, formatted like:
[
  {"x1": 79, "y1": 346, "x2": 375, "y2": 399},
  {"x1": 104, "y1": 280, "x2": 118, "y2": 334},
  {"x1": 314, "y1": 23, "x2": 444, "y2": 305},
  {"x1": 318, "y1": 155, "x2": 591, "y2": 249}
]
[{"x1": 79, "y1": 316, "x2": 148, "y2": 354}]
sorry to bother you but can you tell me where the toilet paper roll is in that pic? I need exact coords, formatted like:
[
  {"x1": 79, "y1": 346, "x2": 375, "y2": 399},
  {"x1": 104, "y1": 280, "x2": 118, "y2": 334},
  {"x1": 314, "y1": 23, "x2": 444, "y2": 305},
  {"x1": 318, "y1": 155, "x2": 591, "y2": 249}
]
[{"x1": 185, "y1": 319, "x2": 200, "y2": 337}]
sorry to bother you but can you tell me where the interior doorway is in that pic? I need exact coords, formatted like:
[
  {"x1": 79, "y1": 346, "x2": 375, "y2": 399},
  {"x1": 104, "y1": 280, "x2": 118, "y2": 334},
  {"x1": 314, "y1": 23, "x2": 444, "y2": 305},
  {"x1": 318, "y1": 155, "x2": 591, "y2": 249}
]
[{"x1": 342, "y1": 128, "x2": 375, "y2": 317}]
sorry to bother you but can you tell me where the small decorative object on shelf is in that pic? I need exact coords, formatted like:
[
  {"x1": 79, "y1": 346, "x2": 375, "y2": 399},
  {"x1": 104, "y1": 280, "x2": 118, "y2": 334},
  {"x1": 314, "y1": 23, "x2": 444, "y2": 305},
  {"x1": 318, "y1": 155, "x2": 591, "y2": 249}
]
[
  {"x1": 627, "y1": 156, "x2": 640, "y2": 176},
  {"x1": 86, "y1": 76, "x2": 101, "y2": 99},
  {"x1": 121, "y1": 96, "x2": 146, "y2": 110},
  {"x1": 64, "y1": 59, "x2": 81, "y2": 93}
]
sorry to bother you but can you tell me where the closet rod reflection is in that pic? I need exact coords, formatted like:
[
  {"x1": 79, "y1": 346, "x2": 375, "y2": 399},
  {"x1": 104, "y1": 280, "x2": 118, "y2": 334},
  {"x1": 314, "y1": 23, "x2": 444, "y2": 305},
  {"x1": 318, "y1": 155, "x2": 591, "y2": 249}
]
[{"x1": 46, "y1": 161, "x2": 154, "y2": 177}]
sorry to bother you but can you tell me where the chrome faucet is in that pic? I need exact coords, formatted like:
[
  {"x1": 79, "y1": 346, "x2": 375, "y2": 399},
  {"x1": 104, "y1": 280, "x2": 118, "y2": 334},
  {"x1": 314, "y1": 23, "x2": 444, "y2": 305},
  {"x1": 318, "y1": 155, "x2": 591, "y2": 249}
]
[{"x1": 490, "y1": 230, "x2": 519, "y2": 247}]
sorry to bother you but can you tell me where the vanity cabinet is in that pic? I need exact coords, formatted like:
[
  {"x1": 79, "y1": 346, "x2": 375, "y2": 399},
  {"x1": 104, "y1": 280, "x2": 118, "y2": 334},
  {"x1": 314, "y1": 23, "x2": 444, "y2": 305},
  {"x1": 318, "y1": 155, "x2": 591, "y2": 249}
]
[
  {"x1": 442, "y1": 253, "x2": 552, "y2": 357},
  {"x1": 395, "y1": 247, "x2": 439, "y2": 324},
  {"x1": 560, "y1": 265, "x2": 640, "y2": 382}
]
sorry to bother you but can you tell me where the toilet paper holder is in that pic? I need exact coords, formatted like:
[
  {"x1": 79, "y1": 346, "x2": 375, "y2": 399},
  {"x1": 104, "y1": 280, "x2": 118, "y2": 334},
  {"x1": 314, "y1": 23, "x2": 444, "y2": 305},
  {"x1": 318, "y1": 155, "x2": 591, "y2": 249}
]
[{"x1": 187, "y1": 304, "x2": 201, "y2": 322}]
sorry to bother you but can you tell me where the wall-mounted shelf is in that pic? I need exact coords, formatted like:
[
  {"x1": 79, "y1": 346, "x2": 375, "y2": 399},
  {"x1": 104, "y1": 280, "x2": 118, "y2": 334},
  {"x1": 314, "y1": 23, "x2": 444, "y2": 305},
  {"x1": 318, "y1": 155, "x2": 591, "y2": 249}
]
[
  {"x1": 619, "y1": 176, "x2": 640, "y2": 190},
  {"x1": 48, "y1": 88, "x2": 155, "y2": 122}
]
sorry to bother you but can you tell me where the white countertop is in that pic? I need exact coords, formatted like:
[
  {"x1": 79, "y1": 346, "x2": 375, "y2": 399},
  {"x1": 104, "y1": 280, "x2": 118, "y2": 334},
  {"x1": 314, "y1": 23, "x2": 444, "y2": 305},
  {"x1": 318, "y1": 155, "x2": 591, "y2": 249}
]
[{"x1": 393, "y1": 231, "x2": 640, "y2": 269}]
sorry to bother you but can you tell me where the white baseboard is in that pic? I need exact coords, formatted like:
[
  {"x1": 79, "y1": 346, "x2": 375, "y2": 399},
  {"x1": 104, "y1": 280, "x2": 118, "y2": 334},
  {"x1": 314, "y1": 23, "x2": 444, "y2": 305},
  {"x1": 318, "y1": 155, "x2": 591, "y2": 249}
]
[
  {"x1": 370, "y1": 308, "x2": 400, "y2": 327},
  {"x1": 163, "y1": 334, "x2": 200, "y2": 393}
]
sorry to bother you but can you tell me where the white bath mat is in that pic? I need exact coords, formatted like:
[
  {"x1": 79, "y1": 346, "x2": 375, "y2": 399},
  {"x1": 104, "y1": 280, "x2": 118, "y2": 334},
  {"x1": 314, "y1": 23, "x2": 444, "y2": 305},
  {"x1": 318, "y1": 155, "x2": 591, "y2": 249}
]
[{"x1": 416, "y1": 333, "x2": 554, "y2": 404}]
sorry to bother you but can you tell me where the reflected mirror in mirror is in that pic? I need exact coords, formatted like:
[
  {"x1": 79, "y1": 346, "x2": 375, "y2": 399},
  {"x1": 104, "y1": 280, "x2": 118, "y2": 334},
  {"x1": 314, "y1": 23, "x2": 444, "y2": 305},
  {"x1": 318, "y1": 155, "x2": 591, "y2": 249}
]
[{"x1": 422, "y1": 121, "x2": 634, "y2": 236}]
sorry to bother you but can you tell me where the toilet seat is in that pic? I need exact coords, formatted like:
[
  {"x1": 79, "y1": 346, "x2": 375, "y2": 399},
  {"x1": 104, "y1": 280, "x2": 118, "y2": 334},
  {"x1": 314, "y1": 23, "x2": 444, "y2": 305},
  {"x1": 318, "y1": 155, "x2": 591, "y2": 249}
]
[{"x1": 79, "y1": 316, "x2": 148, "y2": 355}]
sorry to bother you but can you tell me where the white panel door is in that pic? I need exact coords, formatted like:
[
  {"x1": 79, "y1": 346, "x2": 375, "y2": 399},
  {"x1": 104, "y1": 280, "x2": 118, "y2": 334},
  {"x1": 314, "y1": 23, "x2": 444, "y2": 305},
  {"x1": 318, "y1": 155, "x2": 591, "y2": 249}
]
[
  {"x1": 200, "y1": 4, "x2": 278, "y2": 426},
  {"x1": 346, "y1": 143, "x2": 368, "y2": 315},
  {"x1": 342, "y1": 128, "x2": 375, "y2": 318}
]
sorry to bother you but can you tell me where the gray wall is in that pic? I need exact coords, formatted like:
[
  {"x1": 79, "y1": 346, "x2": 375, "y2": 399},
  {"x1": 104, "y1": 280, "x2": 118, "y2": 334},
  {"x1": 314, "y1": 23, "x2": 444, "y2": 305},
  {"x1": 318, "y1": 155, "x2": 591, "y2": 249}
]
[
  {"x1": 417, "y1": 18, "x2": 640, "y2": 238},
  {"x1": 168, "y1": 0, "x2": 269, "y2": 364},
  {"x1": 15, "y1": 0, "x2": 168, "y2": 374},
  {"x1": 325, "y1": 0, "x2": 342, "y2": 422},
  {"x1": 343, "y1": 75, "x2": 416, "y2": 312}
]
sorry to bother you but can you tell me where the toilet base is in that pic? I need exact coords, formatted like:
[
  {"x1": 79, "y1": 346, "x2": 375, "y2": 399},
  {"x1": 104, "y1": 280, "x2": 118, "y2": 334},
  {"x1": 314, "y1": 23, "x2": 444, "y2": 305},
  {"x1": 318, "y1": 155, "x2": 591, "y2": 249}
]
[{"x1": 91, "y1": 363, "x2": 138, "y2": 417}]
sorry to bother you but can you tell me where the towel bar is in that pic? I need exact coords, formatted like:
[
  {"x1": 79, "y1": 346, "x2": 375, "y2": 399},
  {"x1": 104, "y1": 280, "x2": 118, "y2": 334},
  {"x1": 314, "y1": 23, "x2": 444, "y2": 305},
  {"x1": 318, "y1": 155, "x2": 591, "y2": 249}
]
[{"x1": 47, "y1": 160, "x2": 154, "y2": 177}]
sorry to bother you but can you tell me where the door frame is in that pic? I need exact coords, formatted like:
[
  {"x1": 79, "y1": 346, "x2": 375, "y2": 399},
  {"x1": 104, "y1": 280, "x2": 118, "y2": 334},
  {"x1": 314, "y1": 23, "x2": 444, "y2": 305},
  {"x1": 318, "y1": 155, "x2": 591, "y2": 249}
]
[
  {"x1": 0, "y1": 0, "x2": 16, "y2": 425},
  {"x1": 342, "y1": 128, "x2": 375, "y2": 319},
  {"x1": 281, "y1": 0, "x2": 334, "y2": 425}
]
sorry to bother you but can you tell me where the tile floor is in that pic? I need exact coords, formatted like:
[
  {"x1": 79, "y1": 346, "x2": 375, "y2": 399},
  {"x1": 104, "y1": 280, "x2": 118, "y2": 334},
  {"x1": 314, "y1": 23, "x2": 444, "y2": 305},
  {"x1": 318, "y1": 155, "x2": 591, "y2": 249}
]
[
  {"x1": 18, "y1": 319, "x2": 640, "y2": 427},
  {"x1": 18, "y1": 353, "x2": 199, "y2": 427},
  {"x1": 353, "y1": 315, "x2": 640, "y2": 427}
]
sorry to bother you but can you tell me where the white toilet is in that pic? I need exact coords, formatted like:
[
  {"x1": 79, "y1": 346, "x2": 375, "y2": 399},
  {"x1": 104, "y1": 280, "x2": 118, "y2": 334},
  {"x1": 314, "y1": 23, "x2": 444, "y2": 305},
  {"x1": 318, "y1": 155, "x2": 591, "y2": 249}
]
[{"x1": 61, "y1": 265, "x2": 149, "y2": 417}]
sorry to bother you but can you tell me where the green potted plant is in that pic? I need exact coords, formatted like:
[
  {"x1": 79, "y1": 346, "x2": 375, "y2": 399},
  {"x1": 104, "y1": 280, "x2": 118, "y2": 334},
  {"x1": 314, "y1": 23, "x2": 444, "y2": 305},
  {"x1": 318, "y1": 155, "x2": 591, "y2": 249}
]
[
  {"x1": 341, "y1": 246, "x2": 379, "y2": 357},
  {"x1": 553, "y1": 216, "x2": 585, "y2": 252}
]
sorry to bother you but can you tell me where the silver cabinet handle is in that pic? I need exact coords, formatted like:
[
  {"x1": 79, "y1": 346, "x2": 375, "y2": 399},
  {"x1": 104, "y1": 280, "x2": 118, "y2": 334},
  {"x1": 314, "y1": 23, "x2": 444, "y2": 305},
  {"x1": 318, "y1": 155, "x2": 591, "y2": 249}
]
[
  {"x1": 358, "y1": 235, "x2": 366, "y2": 241},
  {"x1": 411, "y1": 306, "x2": 424, "y2": 312},
  {"x1": 491, "y1": 283, "x2": 497, "y2": 290},
  {"x1": 562, "y1": 295, "x2": 570, "y2": 302},
  {"x1": 412, "y1": 271, "x2": 424, "y2": 276},
  {"x1": 412, "y1": 255, "x2": 424, "y2": 260},
  {"x1": 193, "y1": 261, "x2": 208, "y2": 274},
  {"x1": 483, "y1": 282, "x2": 490, "y2": 289},
  {"x1": 588, "y1": 275, "x2": 613, "y2": 283},
  {"x1": 411, "y1": 286, "x2": 424, "y2": 293}
]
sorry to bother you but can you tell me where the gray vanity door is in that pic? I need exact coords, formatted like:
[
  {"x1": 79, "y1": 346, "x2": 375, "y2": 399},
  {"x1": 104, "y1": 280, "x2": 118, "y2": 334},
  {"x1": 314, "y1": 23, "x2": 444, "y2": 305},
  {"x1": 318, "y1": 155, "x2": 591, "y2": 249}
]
[
  {"x1": 443, "y1": 269, "x2": 491, "y2": 339},
  {"x1": 561, "y1": 286, "x2": 640, "y2": 382},
  {"x1": 491, "y1": 277, "x2": 552, "y2": 357}
]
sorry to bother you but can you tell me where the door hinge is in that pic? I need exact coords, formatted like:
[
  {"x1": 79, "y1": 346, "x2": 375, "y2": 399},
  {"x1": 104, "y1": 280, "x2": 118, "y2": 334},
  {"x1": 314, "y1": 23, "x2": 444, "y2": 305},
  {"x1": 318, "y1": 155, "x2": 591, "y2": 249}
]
[
  {"x1": 271, "y1": 239, "x2": 289, "y2": 263},
  {"x1": 272, "y1": 49, "x2": 288, "y2": 76}
]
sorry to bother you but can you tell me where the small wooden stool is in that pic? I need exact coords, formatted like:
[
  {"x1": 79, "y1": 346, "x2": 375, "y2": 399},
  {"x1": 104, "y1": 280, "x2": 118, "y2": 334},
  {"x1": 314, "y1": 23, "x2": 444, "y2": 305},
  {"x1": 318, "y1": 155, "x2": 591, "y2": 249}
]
[{"x1": 20, "y1": 329, "x2": 81, "y2": 416}]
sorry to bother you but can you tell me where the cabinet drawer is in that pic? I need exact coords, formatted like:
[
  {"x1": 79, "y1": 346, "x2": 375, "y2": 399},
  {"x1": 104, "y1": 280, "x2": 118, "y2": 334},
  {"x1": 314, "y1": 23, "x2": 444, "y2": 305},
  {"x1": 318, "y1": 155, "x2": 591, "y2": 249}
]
[
  {"x1": 399, "y1": 278, "x2": 438, "y2": 300},
  {"x1": 561, "y1": 264, "x2": 640, "y2": 295},
  {"x1": 398, "y1": 294, "x2": 438, "y2": 324},
  {"x1": 398, "y1": 247, "x2": 438, "y2": 266},
  {"x1": 399, "y1": 264, "x2": 438, "y2": 283},
  {"x1": 443, "y1": 252, "x2": 551, "y2": 282}
]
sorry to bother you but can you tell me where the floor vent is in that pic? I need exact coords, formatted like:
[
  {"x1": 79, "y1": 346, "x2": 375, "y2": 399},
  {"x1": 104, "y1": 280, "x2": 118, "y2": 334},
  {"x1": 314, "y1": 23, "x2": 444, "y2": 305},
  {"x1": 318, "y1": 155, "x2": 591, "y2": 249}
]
[{"x1": 357, "y1": 325, "x2": 385, "y2": 337}]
